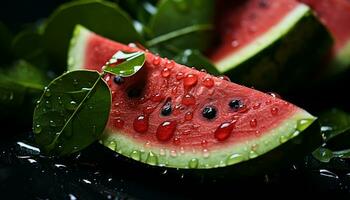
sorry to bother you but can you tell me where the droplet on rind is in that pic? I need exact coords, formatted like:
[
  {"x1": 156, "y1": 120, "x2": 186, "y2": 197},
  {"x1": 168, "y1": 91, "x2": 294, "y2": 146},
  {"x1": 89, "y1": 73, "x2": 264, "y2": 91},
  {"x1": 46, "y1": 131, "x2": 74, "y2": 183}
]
[
  {"x1": 130, "y1": 150, "x2": 141, "y2": 161},
  {"x1": 226, "y1": 154, "x2": 244, "y2": 165},
  {"x1": 188, "y1": 158, "x2": 199, "y2": 169},
  {"x1": 296, "y1": 119, "x2": 313, "y2": 131},
  {"x1": 146, "y1": 152, "x2": 158, "y2": 165},
  {"x1": 249, "y1": 150, "x2": 258, "y2": 159},
  {"x1": 279, "y1": 135, "x2": 288, "y2": 143},
  {"x1": 105, "y1": 140, "x2": 117, "y2": 151},
  {"x1": 202, "y1": 149, "x2": 210, "y2": 158}
]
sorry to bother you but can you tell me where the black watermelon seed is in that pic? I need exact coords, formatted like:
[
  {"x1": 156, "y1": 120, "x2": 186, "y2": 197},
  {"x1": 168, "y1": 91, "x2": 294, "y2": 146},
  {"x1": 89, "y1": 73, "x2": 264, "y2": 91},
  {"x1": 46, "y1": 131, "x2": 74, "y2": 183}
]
[
  {"x1": 202, "y1": 106, "x2": 217, "y2": 120},
  {"x1": 161, "y1": 100, "x2": 172, "y2": 116},
  {"x1": 113, "y1": 76, "x2": 124, "y2": 85},
  {"x1": 127, "y1": 87, "x2": 142, "y2": 98},
  {"x1": 229, "y1": 99, "x2": 242, "y2": 110}
]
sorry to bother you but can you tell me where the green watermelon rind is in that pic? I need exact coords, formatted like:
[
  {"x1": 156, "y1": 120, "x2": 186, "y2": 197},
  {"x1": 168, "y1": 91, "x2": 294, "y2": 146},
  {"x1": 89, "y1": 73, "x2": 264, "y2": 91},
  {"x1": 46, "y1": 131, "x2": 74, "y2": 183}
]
[
  {"x1": 331, "y1": 40, "x2": 350, "y2": 74},
  {"x1": 214, "y1": 4, "x2": 333, "y2": 90},
  {"x1": 68, "y1": 25, "x2": 318, "y2": 169},
  {"x1": 100, "y1": 110, "x2": 315, "y2": 169}
]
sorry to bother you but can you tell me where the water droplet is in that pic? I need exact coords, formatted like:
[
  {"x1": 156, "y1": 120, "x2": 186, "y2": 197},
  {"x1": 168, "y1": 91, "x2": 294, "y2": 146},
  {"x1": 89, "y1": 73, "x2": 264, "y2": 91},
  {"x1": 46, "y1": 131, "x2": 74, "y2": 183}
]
[
  {"x1": 250, "y1": 119, "x2": 257, "y2": 128},
  {"x1": 33, "y1": 124, "x2": 42, "y2": 134},
  {"x1": 226, "y1": 154, "x2": 244, "y2": 165},
  {"x1": 297, "y1": 119, "x2": 313, "y2": 131},
  {"x1": 66, "y1": 101, "x2": 77, "y2": 111},
  {"x1": 231, "y1": 40, "x2": 240, "y2": 48},
  {"x1": 106, "y1": 140, "x2": 117, "y2": 151},
  {"x1": 44, "y1": 88, "x2": 51, "y2": 97},
  {"x1": 170, "y1": 150, "x2": 177, "y2": 157},
  {"x1": 114, "y1": 118, "x2": 124, "y2": 129},
  {"x1": 161, "y1": 67, "x2": 171, "y2": 78},
  {"x1": 279, "y1": 135, "x2": 288, "y2": 143},
  {"x1": 214, "y1": 121, "x2": 236, "y2": 141},
  {"x1": 156, "y1": 121, "x2": 177, "y2": 141},
  {"x1": 166, "y1": 60, "x2": 175, "y2": 69},
  {"x1": 182, "y1": 94, "x2": 196, "y2": 106},
  {"x1": 271, "y1": 107, "x2": 279, "y2": 115},
  {"x1": 184, "y1": 111, "x2": 193, "y2": 121},
  {"x1": 159, "y1": 149, "x2": 166, "y2": 156},
  {"x1": 188, "y1": 158, "x2": 199, "y2": 168},
  {"x1": 201, "y1": 140, "x2": 208, "y2": 147},
  {"x1": 130, "y1": 150, "x2": 141, "y2": 161},
  {"x1": 73, "y1": 79, "x2": 78, "y2": 85},
  {"x1": 146, "y1": 152, "x2": 158, "y2": 165},
  {"x1": 249, "y1": 150, "x2": 258, "y2": 159},
  {"x1": 133, "y1": 115, "x2": 149, "y2": 133},
  {"x1": 173, "y1": 137, "x2": 181, "y2": 145},
  {"x1": 267, "y1": 92, "x2": 281, "y2": 99},
  {"x1": 45, "y1": 100, "x2": 51, "y2": 108},
  {"x1": 161, "y1": 100, "x2": 172, "y2": 116},
  {"x1": 202, "y1": 77, "x2": 214, "y2": 88},
  {"x1": 202, "y1": 149, "x2": 210, "y2": 158},
  {"x1": 151, "y1": 93, "x2": 163, "y2": 102},
  {"x1": 218, "y1": 75, "x2": 231, "y2": 82},
  {"x1": 36, "y1": 100, "x2": 41, "y2": 105},
  {"x1": 253, "y1": 103, "x2": 261, "y2": 110},
  {"x1": 265, "y1": 100, "x2": 272, "y2": 105},
  {"x1": 182, "y1": 130, "x2": 192, "y2": 135},
  {"x1": 176, "y1": 72, "x2": 184, "y2": 80},
  {"x1": 49, "y1": 120, "x2": 56, "y2": 127},
  {"x1": 152, "y1": 56, "x2": 160, "y2": 66},
  {"x1": 200, "y1": 69, "x2": 207, "y2": 73},
  {"x1": 183, "y1": 74, "x2": 198, "y2": 88}
]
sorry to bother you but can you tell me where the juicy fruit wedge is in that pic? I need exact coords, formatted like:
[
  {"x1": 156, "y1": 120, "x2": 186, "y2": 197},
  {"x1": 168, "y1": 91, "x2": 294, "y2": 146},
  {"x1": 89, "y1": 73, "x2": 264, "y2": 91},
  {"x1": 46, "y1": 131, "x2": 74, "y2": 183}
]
[
  {"x1": 68, "y1": 26, "x2": 317, "y2": 169},
  {"x1": 209, "y1": 0, "x2": 332, "y2": 90},
  {"x1": 299, "y1": 0, "x2": 350, "y2": 74}
]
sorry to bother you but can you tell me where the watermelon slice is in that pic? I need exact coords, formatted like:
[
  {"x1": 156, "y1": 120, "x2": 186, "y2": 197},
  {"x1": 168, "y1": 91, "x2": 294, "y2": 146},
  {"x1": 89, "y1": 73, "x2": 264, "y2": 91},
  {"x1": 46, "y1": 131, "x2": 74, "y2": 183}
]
[
  {"x1": 68, "y1": 25, "x2": 319, "y2": 169},
  {"x1": 209, "y1": 0, "x2": 332, "y2": 90},
  {"x1": 299, "y1": 0, "x2": 350, "y2": 74}
]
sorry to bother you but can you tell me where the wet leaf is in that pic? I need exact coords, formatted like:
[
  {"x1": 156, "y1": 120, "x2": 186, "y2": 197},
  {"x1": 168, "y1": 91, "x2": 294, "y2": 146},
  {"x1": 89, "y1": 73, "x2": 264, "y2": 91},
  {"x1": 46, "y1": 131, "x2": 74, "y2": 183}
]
[
  {"x1": 319, "y1": 108, "x2": 350, "y2": 150},
  {"x1": 44, "y1": 0, "x2": 143, "y2": 68},
  {"x1": 33, "y1": 70, "x2": 111, "y2": 156},
  {"x1": 313, "y1": 147, "x2": 350, "y2": 163},
  {"x1": 103, "y1": 51, "x2": 145, "y2": 77},
  {"x1": 148, "y1": 0, "x2": 214, "y2": 51}
]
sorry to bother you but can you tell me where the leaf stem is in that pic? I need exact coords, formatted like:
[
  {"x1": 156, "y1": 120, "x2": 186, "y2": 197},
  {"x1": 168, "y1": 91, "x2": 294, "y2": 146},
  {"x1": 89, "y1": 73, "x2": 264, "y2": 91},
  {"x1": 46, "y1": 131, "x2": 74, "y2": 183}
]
[{"x1": 146, "y1": 24, "x2": 213, "y2": 47}]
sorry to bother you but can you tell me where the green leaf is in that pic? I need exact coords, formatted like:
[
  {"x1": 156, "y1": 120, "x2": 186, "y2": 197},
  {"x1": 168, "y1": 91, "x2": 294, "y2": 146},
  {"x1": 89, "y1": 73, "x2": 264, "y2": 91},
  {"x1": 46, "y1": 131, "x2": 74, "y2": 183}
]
[
  {"x1": 33, "y1": 70, "x2": 111, "y2": 156},
  {"x1": 44, "y1": 0, "x2": 143, "y2": 69},
  {"x1": 148, "y1": 0, "x2": 214, "y2": 51},
  {"x1": 12, "y1": 30, "x2": 48, "y2": 69},
  {"x1": 319, "y1": 108, "x2": 350, "y2": 150},
  {"x1": 174, "y1": 49, "x2": 219, "y2": 75},
  {"x1": 103, "y1": 51, "x2": 145, "y2": 77},
  {"x1": 0, "y1": 60, "x2": 46, "y2": 121},
  {"x1": 0, "y1": 21, "x2": 13, "y2": 65}
]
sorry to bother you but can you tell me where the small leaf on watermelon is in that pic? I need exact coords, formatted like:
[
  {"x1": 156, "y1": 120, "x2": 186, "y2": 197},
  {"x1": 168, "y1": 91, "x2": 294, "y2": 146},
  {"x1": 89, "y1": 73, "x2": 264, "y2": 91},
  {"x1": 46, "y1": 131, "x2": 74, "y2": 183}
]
[
  {"x1": 33, "y1": 70, "x2": 111, "y2": 156},
  {"x1": 148, "y1": 0, "x2": 214, "y2": 52},
  {"x1": 44, "y1": 0, "x2": 143, "y2": 69},
  {"x1": 103, "y1": 51, "x2": 146, "y2": 77}
]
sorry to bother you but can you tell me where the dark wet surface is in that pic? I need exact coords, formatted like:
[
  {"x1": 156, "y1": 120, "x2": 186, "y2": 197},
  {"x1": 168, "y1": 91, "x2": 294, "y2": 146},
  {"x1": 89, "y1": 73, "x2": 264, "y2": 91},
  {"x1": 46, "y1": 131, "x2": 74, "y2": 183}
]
[{"x1": 1, "y1": 131, "x2": 350, "y2": 199}]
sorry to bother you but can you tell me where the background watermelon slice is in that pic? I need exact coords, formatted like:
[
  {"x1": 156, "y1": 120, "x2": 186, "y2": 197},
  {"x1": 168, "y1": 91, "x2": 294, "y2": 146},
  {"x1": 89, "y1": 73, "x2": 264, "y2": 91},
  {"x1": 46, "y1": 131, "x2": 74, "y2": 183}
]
[
  {"x1": 68, "y1": 26, "x2": 319, "y2": 169},
  {"x1": 299, "y1": 0, "x2": 350, "y2": 75},
  {"x1": 209, "y1": 0, "x2": 332, "y2": 91}
]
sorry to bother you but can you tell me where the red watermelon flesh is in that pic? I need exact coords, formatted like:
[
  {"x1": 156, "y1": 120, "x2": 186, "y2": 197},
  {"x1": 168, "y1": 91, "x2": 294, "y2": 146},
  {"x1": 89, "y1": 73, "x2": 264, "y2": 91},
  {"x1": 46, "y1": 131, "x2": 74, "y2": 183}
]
[
  {"x1": 209, "y1": 0, "x2": 299, "y2": 63},
  {"x1": 300, "y1": 0, "x2": 350, "y2": 53},
  {"x1": 68, "y1": 26, "x2": 316, "y2": 169}
]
